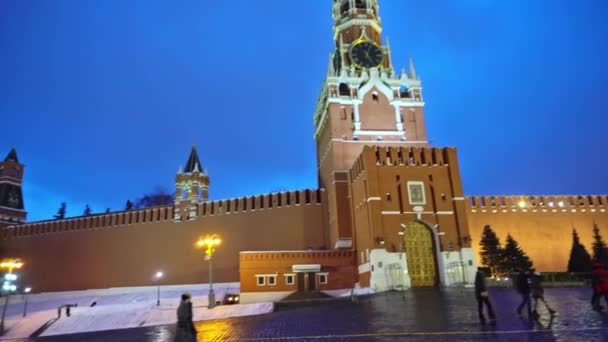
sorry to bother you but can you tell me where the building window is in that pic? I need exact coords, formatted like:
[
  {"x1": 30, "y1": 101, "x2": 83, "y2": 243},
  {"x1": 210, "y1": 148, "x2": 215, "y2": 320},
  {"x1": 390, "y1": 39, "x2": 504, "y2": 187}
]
[
  {"x1": 284, "y1": 274, "x2": 295, "y2": 285},
  {"x1": 372, "y1": 92, "x2": 379, "y2": 102},
  {"x1": 268, "y1": 275, "x2": 276, "y2": 286},
  {"x1": 318, "y1": 273, "x2": 328, "y2": 284},
  {"x1": 256, "y1": 275, "x2": 265, "y2": 286}
]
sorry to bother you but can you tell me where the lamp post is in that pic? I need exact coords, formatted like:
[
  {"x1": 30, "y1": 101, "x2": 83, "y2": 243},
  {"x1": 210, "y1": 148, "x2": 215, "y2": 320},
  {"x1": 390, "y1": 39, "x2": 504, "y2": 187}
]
[
  {"x1": 154, "y1": 271, "x2": 163, "y2": 306},
  {"x1": 22, "y1": 287, "x2": 31, "y2": 318},
  {"x1": 196, "y1": 235, "x2": 221, "y2": 309},
  {"x1": 0, "y1": 259, "x2": 23, "y2": 335}
]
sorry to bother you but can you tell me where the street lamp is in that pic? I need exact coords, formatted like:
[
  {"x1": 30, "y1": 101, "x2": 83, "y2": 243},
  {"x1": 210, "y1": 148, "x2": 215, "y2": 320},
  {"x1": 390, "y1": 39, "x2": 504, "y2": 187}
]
[
  {"x1": 196, "y1": 234, "x2": 221, "y2": 308},
  {"x1": 154, "y1": 271, "x2": 163, "y2": 306},
  {"x1": 0, "y1": 259, "x2": 23, "y2": 335},
  {"x1": 23, "y1": 287, "x2": 31, "y2": 318}
]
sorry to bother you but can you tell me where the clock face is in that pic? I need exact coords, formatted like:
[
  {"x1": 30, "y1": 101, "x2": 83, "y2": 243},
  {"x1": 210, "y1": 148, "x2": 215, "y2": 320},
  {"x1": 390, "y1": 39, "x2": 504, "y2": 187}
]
[{"x1": 350, "y1": 40, "x2": 384, "y2": 69}]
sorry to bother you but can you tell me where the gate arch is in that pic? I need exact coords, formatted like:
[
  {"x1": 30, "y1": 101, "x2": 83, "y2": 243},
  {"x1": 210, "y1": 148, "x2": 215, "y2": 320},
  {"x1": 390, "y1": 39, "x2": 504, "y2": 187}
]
[{"x1": 403, "y1": 220, "x2": 439, "y2": 287}]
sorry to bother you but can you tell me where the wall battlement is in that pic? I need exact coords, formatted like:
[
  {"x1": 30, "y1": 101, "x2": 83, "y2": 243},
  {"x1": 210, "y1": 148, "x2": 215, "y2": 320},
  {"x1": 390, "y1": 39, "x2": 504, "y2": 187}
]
[
  {"x1": 1, "y1": 188, "x2": 325, "y2": 240},
  {"x1": 240, "y1": 250, "x2": 354, "y2": 262},
  {"x1": 350, "y1": 146, "x2": 458, "y2": 180},
  {"x1": 198, "y1": 189, "x2": 324, "y2": 217},
  {"x1": 468, "y1": 195, "x2": 608, "y2": 213},
  {"x1": 1, "y1": 205, "x2": 175, "y2": 240}
]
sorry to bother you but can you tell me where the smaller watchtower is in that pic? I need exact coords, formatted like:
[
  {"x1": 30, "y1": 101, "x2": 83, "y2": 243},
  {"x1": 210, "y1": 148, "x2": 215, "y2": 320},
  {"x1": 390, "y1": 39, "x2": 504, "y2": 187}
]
[
  {"x1": 174, "y1": 145, "x2": 210, "y2": 221},
  {"x1": 0, "y1": 148, "x2": 26, "y2": 227}
]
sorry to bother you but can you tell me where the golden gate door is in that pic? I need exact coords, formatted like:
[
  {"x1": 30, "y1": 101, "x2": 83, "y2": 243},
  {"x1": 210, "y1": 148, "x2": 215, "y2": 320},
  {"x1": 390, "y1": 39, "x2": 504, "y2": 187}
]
[{"x1": 404, "y1": 221, "x2": 437, "y2": 287}]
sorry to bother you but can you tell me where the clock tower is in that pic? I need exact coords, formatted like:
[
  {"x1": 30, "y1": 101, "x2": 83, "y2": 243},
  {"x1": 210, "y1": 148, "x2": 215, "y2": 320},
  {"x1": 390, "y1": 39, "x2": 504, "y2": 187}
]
[{"x1": 315, "y1": 0, "x2": 428, "y2": 248}]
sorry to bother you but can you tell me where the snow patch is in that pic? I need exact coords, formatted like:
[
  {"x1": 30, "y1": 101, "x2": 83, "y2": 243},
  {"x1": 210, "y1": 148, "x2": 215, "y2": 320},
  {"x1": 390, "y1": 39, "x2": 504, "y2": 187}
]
[{"x1": 0, "y1": 283, "x2": 272, "y2": 340}]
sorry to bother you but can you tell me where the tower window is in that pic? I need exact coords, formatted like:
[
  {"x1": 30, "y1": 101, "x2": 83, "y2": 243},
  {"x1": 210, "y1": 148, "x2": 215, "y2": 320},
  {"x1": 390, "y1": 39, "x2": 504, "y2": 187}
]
[
  {"x1": 400, "y1": 85, "x2": 410, "y2": 98},
  {"x1": 340, "y1": 1, "x2": 350, "y2": 14},
  {"x1": 355, "y1": 0, "x2": 366, "y2": 9},
  {"x1": 339, "y1": 83, "x2": 350, "y2": 96},
  {"x1": 372, "y1": 92, "x2": 379, "y2": 102},
  {"x1": 341, "y1": 108, "x2": 347, "y2": 120}
]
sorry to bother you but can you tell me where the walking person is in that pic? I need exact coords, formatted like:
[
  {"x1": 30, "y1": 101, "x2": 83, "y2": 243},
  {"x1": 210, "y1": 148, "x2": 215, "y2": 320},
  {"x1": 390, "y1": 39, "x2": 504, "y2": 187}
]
[
  {"x1": 475, "y1": 268, "x2": 496, "y2": 324},
  {"x1": 592, "y1": 261, "x2": 608, "y2": 311},
  {"x1": 175, "y1": 293, "x2": 197, "y2": 342},
  {"x1": 515, "y1": 268, "x2": 532, "y2": 318},
  {"x1": 529, "y1": 268, "x2": 556, "y2": 318}
]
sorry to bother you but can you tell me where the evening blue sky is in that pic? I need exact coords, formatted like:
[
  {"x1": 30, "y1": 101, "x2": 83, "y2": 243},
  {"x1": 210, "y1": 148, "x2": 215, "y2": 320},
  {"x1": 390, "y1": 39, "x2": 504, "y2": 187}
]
[{"x1": 1, "y1": 1, "x2": 607, "y2": 221}]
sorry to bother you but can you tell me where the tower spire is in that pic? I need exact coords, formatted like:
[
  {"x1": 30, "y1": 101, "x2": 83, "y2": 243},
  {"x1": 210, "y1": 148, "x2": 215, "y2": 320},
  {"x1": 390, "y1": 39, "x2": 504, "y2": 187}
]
[
  {"x1": 4, "y1": 148, "x2": 18, "y2": 163},
  {"x1": 328, "y1": 52, "x2": 335, "y2": 77},
  {"x1": 409, "y1": 56, "x2": 418, "y2": 80},
  {"x1": 386, "y1": 36, "x2": 394, "y2": 74},
  {"x1": 184, "y1": 145, "x2": 203, "y2": 173},
  {"x1": 339, "y1": 33, "x2": 346, "y2": 71}
]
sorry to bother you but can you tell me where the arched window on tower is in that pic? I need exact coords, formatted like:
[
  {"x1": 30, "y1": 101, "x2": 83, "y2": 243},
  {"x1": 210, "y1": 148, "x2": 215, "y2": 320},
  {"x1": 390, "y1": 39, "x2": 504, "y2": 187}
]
[
  {"x1": 355, "y1": 0, "x2": 367, "y2": 9},
  {"x1": 340, "y1": 1, "x2": 350, "y2": 14},
  {"x1": 339, "y1": 83, "x2": 350, "y2": 97},
  {"x1": 182, "y1": 187, "x2": 188, "y2": 200},
  {"x1": 399, "y1": 85, "x2": 410, "y2": 99}
]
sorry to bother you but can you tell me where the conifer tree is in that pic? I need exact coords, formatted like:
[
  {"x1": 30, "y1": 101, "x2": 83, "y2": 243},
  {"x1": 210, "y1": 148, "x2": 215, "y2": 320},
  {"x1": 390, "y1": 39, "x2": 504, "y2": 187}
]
[
  {"x1": 479, "y1": 225, "x2": 503, "y2": 276},
  {"x1": 567, "y1": 228, "x2": 592, "y2": 273},
  {"x1": 501, "y1": 234, "x2": 533, "y2": 273},
  {"x1": 592, "y1": 223, "x2": 608, "y2": 264},
  {"x1": 125, "y1": 200, "x2": 134, "y2": 211},
  {"x1": 83, "y1": 204, "x2": 92, "y2": 216},
  {"x1": 53, "y1": 202, "x2": 67, "y2": 220}
]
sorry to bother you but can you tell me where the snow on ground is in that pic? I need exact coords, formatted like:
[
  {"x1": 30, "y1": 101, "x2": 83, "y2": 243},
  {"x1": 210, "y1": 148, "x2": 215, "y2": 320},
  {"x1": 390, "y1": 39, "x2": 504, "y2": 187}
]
[
  {"x1": 40, "y1": 301, "x2": 274, "y2": 337},
  {"x1": 0, "y1": 283, "x2": 273, "y2": 340},
  {"x1": 322, "y1": 286, "x2": 375, "y2": 298}
]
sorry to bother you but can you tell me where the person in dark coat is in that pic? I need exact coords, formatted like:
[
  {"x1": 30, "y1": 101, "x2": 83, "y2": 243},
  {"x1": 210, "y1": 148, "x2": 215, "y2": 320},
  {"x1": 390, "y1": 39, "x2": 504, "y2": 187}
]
[
  {"x1": 515, "y1": 268, "x2": 532, "y2": 318},
  {"x1": 591, "y1": 261, "x2": 608, "y2": 310},
  {"x1": 175, "y1": 293, "x2": 197, "y2": 342},
  {"x1": 474, "y1": 268, "x2": 495, "y2": 324},
  {"x1": 528, "y1": 268, "x2": 556, "y2": 318}
]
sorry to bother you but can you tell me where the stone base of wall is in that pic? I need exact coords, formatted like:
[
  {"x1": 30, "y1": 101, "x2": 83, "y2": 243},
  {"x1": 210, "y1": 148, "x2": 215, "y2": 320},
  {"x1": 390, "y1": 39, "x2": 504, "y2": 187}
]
[{"x1": 240, "y1": 291, "x2": 293, "y2": 304}]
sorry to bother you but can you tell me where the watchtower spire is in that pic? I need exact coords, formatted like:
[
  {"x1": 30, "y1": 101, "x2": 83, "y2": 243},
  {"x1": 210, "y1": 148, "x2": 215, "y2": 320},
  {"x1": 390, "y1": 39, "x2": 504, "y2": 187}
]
[
  {"x1": 4, "y1": 148, "x2": 18, "y2": 163},
  {"x1": 184, "y1": 144, "x2": 203, "y2": 173}
]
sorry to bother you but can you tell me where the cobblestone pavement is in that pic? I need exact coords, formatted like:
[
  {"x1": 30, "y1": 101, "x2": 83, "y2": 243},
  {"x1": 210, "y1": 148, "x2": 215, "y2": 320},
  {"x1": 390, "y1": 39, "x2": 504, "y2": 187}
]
[{"x1": 16, "y1": 288, "x2": 608, "y2": 341}]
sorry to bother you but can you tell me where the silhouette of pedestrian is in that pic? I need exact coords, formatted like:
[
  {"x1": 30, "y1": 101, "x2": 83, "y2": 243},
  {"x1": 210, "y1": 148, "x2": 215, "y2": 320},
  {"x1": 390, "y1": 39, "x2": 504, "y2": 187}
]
[
  {"x1": 515, "y1": 268, "x2": 532, "y2": 318},
  {"x1": 175, "y1": 293, "x2": 197, "y2": 342},
  {"x1": 529, "y1": 268, "x2": 556, "y2": 318},
  {"x1": 591, "y1": 261, "x2": 608, "y2": 311},
  {"x1": 474, "y1": 268, "x2": 495, "y2": 324}
]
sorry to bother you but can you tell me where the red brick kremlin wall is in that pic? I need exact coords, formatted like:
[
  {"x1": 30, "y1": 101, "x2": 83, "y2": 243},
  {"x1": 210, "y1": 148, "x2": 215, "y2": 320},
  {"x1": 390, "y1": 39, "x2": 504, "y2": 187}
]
[
  {"x1": 466, "y1": 195, "x2": 608, "y2": 272},
  {"x1": 0, "y1": 190, "x2": 327, "y2": 292}
]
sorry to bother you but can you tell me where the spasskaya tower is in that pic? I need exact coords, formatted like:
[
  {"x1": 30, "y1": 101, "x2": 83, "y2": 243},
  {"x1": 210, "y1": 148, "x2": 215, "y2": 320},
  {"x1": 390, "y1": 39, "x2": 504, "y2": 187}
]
[{"x1": 315, "y1": 0, "x2": 428, "y2": 248}]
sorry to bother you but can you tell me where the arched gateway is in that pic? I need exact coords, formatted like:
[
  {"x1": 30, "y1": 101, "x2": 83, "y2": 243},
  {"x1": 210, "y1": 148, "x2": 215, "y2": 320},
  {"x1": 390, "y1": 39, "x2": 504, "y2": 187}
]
[{"x1": 403, "y1": 221, "x2": 438, "y2": 287}]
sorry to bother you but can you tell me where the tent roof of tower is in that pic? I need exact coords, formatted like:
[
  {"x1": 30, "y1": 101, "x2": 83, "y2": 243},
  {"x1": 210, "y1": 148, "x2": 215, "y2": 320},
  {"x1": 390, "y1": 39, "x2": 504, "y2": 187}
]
[
  {"x1": 184, "y1": 145, "x2": 202, "y2": 173},
  {"x1": 4, "y1": 148, "x2": 18, "y2": 163}
]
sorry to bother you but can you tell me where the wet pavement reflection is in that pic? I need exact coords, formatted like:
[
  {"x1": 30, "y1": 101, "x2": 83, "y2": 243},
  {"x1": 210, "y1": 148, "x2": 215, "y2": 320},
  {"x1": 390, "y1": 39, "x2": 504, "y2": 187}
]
[{"x1": 14, "y1": 288, "x2": 608, "y2": 341}]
